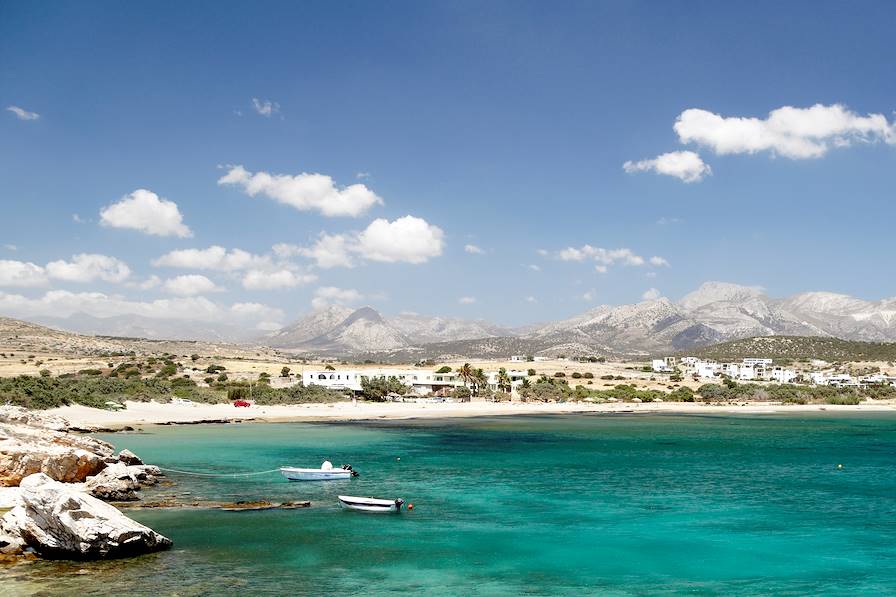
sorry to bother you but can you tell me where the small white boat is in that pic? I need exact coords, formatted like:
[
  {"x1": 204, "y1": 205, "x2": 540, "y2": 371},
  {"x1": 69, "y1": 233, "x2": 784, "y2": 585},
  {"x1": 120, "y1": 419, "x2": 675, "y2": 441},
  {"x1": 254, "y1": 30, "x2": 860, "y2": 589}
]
[
  {"x1": 338, "y1": 495, "x2": 404, "y2": 513},
  {"x1": 279, "y1": 460, "x2": 357, "y2": 481}
]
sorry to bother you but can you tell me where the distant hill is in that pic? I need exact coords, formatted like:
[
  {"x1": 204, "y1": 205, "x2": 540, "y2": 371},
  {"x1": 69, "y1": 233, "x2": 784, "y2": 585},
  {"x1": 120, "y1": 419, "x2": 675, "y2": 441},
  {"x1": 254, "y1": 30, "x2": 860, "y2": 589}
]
[{"x1": 687, "y1": 336, "x2": 896, "y2": 363}]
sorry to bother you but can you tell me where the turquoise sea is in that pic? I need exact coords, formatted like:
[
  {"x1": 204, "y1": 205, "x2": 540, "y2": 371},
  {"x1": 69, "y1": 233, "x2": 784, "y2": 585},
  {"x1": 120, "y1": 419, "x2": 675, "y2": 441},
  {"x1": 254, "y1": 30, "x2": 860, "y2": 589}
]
[{"x1": 4, "y1": 413, "x2": 896, "y2": 595}]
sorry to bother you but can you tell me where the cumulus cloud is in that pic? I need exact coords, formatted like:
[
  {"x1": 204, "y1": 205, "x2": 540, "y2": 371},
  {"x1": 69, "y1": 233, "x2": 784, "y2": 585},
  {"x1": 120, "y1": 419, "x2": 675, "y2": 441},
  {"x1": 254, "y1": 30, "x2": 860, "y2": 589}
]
[
  {"x1": 163, "y1": 274, "x2": 222, "y2": 296},
  {"x1": 45, "y1": 254, "x2": 130, "y2": 283},
  {"x1": 528, "y1": 264, "x2": 541, "y2": 272},
  {"x1": 464, "y1": 244, "x2": 485, "y2": 254},
  {"x1": 152, "y1": 246, "x2": 269, "y2": 271},
  {"x1": 298, "y1": 216, "x2": 444, "y2": 268},
  {"x1": 3, "y1": 245, "x2": 17, "y2": 252},
  {"x1": 358, "y1": 216, "x2": 444, "y2": 263},
  {"x1": 0, "y1": 260, "x2": 48, "y2": 287},
  {"x1": 674, "y1": 103, "x2": 896, "y2": 159},
  {"x1": 99, "y1": 189, "x2": 192, "y2": 237},
  {"x1": 525, "y1": 296, "x2": 537, "y2": 303},
  {"x1": 230, "y1": 302, "x2": 285, "y2": 322},
  {"x1": 251, "y1": 98, "x2": 280, "y2": 117},
  {"x1": 458, "y1": 296, "x2": 476, "y2": 305},
  {"x1": 642, "y1": 288, "x2": 662, "y2": 300},
  {"x1": 242, "y1": 268, "x2": 316, "y2": 290},
  {"x1": 311, "y1": 286, "x2": 364, "y2": 310},
  {"x1": 7, "y1": 106, "x2": 39, "y2": 120},
  {"x1": 649, "y1": 256, "x2": 670, "y2": 267},
  {"x1": 624, "y1": 150, "x2": 711, "y2": 183},
  {"x1": 582, "y1": 290, "x2": 596, "y2": 301},
  {"x1": 218, "y1": 165, "x2": 383, "y2": 217},
  {"x1": 556, "y1": 246, "x2": 648, "y2": 267}
]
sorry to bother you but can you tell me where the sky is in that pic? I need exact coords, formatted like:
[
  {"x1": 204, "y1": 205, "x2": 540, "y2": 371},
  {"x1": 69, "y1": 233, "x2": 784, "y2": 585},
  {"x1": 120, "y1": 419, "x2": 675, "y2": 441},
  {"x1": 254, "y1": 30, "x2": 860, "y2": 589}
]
[{"x1": 1, "y1": 1, "x2": 895, "y2": 330}]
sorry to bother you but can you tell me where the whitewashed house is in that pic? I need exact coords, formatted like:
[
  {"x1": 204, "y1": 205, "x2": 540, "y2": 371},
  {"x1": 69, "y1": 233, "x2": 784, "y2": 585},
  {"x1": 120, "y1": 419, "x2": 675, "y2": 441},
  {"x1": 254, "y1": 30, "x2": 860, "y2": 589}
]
[{"x1": 696, "y1": 361, "x2": 719, "y2": 379}]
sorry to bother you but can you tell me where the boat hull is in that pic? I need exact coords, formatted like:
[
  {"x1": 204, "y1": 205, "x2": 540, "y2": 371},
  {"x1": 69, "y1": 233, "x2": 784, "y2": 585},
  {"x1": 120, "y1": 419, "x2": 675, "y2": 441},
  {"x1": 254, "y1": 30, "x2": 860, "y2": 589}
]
[
  {"x1": 279, "y1": 468, "x2": 353, "y2": 481},
  {"x1": 338, "y1": 495, "x2": 403, "y2": 513}
]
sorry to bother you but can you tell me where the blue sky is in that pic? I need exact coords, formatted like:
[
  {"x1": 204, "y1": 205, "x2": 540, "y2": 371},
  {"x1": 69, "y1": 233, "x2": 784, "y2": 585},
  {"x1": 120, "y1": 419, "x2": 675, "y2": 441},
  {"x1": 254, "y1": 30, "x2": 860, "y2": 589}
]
[{"x1": 1, "y1": 1, "x2": 895, "y2": 329}]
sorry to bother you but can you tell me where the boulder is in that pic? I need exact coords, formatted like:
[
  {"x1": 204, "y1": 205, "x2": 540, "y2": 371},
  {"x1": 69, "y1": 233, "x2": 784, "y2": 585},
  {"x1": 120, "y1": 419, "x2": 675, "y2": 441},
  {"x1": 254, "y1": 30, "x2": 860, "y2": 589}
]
[
  {"x1": 117, "y1": 449, "x2": 143, "y2": 466},
  {"x1": 0, "y1": 418, "x2": 114, "y2": 486},
  {"x1": 0, "y1": 406, "x2": 70, "y2": 432},
  {"x1": 0, "y1": 473, "x2": 172, "y2": 559},
  {"x1": 85, "y1": 463, "x2": 141, "y2": 501}
]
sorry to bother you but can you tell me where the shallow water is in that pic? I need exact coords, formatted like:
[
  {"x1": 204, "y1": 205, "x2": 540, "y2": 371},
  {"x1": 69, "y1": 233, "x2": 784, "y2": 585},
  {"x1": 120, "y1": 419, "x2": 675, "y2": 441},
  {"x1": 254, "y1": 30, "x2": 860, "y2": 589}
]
[{"x1": 4, "y1": 413, "x2": 896, "y2": 595}]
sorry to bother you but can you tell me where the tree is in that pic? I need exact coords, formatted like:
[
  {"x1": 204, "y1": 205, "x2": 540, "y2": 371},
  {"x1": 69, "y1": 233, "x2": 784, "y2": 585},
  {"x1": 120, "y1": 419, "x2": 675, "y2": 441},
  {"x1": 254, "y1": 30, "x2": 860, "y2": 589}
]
[
  {"x1": 360, "y1": 376, "x2": 409, "y2": 401},
  {"x1": 325, "y1": 364, "x2": 336, "y2": 371},
  {"x1": 457, "y1": 363, "x2": 474, "y2": 388},
  {"x1": 436, "y1": 365, "x2": 452, "y2": 374},
  {"x1": 527, "y1": 368, "x2": 536, "y2": 376},
  {"x1": 471, "y1": 368, "x2": 488, "y2": 396},
  {"x1": 452, "y1": 386, "x2": 472, "y2": 401},
  {"x1": 497, "y1": 368, "x2": 512, "y2": 393},
  {"x1": 228, "y1": 387, "x2": 249, "y2": 401},
  {"x1": 190, "y1": 354, "x2": 200, "y2": 362},
  {"x1": 280, "y1": 366, "x2": 291, "y2": 377}
]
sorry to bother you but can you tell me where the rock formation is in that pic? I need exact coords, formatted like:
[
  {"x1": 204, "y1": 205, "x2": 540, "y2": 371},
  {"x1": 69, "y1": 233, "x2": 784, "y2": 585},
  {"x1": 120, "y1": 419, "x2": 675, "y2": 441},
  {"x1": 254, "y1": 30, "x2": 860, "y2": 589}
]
[{"x1": 0, "y1": 473, "x2": 172, "y2": 559}]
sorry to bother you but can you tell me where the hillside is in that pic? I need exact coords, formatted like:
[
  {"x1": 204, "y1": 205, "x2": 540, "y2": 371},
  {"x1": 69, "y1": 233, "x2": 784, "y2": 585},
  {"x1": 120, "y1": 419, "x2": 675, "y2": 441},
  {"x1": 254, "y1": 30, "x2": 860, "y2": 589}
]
[{"x1": 687, "y1": 336, "x2": 896, "y2": 363}]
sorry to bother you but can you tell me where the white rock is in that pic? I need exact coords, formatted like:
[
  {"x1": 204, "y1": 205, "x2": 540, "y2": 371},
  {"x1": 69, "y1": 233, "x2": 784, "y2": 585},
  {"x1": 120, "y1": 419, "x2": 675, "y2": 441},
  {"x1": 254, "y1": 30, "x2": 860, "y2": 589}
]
[
  {"x1": 0, "y1": 473, "x2": 172, "y2": 559},
  {"x1": 117, "y1": 449, "x2": 143, "y2": 466},
  {"x1": 85, "y1": 463, "x2": 140, "y2": 502}
]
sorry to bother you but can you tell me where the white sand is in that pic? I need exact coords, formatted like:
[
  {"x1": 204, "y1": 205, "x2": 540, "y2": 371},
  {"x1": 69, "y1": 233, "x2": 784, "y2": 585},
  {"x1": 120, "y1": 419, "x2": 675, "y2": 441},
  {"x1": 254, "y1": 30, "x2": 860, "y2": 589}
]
[{"x1": 46, "y1": 399, "x2": 896, "y2": 429}]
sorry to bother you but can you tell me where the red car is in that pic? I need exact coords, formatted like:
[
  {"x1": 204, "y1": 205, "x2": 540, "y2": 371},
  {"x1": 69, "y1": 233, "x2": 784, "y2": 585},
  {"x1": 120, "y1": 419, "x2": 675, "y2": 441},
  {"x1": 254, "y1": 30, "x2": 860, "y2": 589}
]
[{"x1": 233, "y1": 399, "x2": 251, "y2": 407}]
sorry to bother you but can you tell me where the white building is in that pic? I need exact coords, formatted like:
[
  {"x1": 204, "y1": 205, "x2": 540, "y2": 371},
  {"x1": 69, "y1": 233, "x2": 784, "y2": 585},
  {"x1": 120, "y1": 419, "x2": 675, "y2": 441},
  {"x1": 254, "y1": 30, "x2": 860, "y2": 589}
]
[
  {"x1": 696, "y1": 361, "x2": 719, "y2": 379},
  {"x1": 743, "y1": 358, "x2": 773, "y2": 366},
  {"x1": 651, "y1": 359, "x2": 674, "y2": 373},
  {"x1": 302, "y1": 367, "x2": 529, "y2": 396},
  {"x1": 680, "y1": 356, "x2": 699, "y2": 366},
  {"x1": 769, "y1": 367, "x2": 797, "y2": 384}
]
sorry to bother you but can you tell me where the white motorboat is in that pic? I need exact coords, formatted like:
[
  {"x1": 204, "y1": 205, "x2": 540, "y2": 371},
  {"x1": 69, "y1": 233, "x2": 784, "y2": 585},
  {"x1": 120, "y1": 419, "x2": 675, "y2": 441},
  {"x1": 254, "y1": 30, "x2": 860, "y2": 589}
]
[
  {"x1": 338, "y1": 495, "x2": 404, "y2": 513},
  {"x1": 279, "y1": 460, "x2": 357, "y2": 481}
]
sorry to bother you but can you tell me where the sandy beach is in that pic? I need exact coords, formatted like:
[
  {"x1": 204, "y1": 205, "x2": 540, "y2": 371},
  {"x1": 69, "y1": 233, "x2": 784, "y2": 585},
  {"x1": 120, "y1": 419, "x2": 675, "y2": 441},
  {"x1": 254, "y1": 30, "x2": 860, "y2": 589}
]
[{"x1": 46, "y1": 399, "x2": 896, "y2": 429}]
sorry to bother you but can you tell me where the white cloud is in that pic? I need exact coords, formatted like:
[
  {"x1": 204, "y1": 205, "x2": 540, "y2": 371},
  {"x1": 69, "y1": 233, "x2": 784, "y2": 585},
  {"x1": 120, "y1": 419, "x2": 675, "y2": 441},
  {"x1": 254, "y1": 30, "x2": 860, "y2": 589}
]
[
  {"x1": 674, "y1": 104, "x2": 896, "y2": 159},
  {"x1": 72, "y1": 214, "x2": 86, "y2": 224},
  {"x1": 624, "y1": 150, "x2": 711, "y2": 183},
  {"x1": 163, "y1": 274, "x2": 222, "y2": 296},
  {"x1": 557, "y1": 246, "x2": 647, "y2": 267},
  {"x1": 649, "y1": 256, "x2": 670, "y2": 267},
  {"x1": 242, "y1": 268, "x2": 316, "y2": 290},
  {"x1": 356, "y1": 172, "x2": 371, "y2": 180},
  {"x1": 7, "y1": 106, "x2": 39, "y2": 120},
  {"x1": 218, "y1": 165, "x2": 383, "y2": 217},
  {"x1": 645, "y1": 272, "x2": 657, "y2": 279},
  {"x1": 152, "y1": 246, "x2": 268, "y2": 271},
  {"x1": 358, "y1": 216, "x2": 444, "y2": 263},
  {"x1": 45, "y1": 254, "x2": 130, "y2": 283},
  {"x1": 271, "y1": 243, "x2": 302, "y2": 258},
  {"x1": 255, "y1": 321, "x2": 283, "y2": 332},
  {"x1": 464, "y1": 244, "x2": 485, "y2": 254},
  {"x1": 582, "y1": 290, "x2": 596, "y2": 302},
  {"x1": 137, "y1": 275, "x2": 161, "y2": 290},
  {"x1": 528, "y1": 264, "x2": 541, "y2": 272},
  {"x1": 594, "y1": 265, "x2": 607, "y2": 274},
  {"x1": 299, "y1": 216, "x2": 444, "y2": 268},
  {"x1": 0, "y1": 260, "x2": 48, "y2": 287},
  {"x1": 299, "y1": 233, "x2": 357, "y2": 269},
  {"x1": 311, "y1": 286, "x2": 364, "y2": 310},
  {"x1": 251, "y1": 98, "x2": 280, "y2": 117},
  {"x1": 642, "y1": 288, "x2": 661, "y2": 300},
  {"x1": 230, "y1": 302, "x2": 285, "y2": 322},
  {"x1": 99, "y1": 189, "x2": 192, "y2": 237},
  {"x1": 458, "y1": 296, "x2": 476, "y2": 305},
  {"x1": 656, "y1": 217, "x2": 682, "y2": 225},
  {"x1": 3, "y1": 244, "x2": 18, "y2": 252},
  {"x1": 525, "y1": 296, "x2": 537, "y2": 303}
]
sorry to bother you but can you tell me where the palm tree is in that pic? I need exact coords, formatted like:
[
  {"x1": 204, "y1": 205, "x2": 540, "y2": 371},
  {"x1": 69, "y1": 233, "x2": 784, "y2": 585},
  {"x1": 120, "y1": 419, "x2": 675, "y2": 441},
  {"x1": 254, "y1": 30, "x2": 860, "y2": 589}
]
[
  {"x1": 457, "y1": 363, "x2": 474, "y2": 388},
  {"x1": 497, "y1": 367, "x2": 512, "y2": 393},
  {"x1": 472, "y1": 368, "x2": 488, "y2": 396}
]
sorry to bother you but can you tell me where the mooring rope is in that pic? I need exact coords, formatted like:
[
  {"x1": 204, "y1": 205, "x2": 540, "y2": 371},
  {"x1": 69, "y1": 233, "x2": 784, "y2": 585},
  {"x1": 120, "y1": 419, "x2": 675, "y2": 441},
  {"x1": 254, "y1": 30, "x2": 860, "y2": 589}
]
[{"x1": 156, "y1": 467, "x2": 281, "y2": 477}]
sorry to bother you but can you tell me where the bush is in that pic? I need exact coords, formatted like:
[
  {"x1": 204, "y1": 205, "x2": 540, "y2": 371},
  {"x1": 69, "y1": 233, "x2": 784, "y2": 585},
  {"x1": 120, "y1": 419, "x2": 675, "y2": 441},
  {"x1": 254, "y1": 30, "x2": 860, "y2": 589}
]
[
  {"x1": 78, "y1": 369, "x2": 103, "y2": 376},
  {"x1": 436, "y1": 366, "x2": 453, "y2": 374},
  {"x1": 582, "y1": 372, "x2": 594, "y2": 379},
  {"x1": 554, "y1": 372, "x2": 566, "y2": 378},
  {"x1": 206, "y1": 364, "x2": 226, "y2": 374},
  {"x1": 217, "y1": 373, "x2": 228, "y2": 382},
  {"x1": 360, "y1": 376, "x2": 409, "y2": 401},
  {"x1": 452, "y1": 386, "x2": 472, "y2": 401},
  {"x1": 527, "y1": 368, "x2": 536, "y2": 376},
  {"x1": 571, "y1": 372, "x2": 582, "y2": 379},
  {"x1": 228, "y1": 387, "x2": 249, "y2": 401},
  {"x1": 280, "y1": 366, "x2": 291, "y2": 377},
  {"x1": 39, "y1": 369, "x2": 51, "y2": 377}
]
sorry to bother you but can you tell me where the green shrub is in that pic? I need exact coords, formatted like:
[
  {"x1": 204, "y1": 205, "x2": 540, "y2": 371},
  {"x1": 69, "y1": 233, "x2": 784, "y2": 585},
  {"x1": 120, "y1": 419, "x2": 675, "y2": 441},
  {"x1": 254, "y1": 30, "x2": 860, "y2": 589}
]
[{"x1": 436, "y1": 366, "x2": 452, "y2": 374}]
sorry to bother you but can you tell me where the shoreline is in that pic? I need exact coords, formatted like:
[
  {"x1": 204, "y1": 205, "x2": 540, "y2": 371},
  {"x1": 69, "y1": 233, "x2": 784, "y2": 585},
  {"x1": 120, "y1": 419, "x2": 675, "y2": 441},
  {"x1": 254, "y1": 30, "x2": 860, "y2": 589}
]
[{"x1": 45, "y1": 399, "x2": 896, "y2": 430}]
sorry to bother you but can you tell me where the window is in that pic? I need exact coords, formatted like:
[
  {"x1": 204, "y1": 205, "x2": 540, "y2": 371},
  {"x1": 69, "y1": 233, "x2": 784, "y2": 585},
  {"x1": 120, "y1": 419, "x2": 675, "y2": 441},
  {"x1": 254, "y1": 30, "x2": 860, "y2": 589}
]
[{"x1": 318, "y1": 374, "x2": 326, "y2": 380}]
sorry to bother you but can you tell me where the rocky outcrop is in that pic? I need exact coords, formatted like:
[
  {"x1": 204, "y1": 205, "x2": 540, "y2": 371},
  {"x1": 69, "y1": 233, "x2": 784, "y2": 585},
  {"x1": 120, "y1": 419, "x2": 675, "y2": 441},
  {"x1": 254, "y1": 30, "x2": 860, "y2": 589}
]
[
  {"x1": 117, "y1": 449, "x2": 143, "y2": 466},
  {"x1": 0, "y1": 406, "x2": 71, "y2": 432},
  {"x1": 0, "y1": 418, "x2": 112, "y2": 486},
  {"x1": 0, "y1": 473, "x2": 172, "y2": 559},
  {"x1": 84, "y1": 462, "x2": 142, "y2": 502}
]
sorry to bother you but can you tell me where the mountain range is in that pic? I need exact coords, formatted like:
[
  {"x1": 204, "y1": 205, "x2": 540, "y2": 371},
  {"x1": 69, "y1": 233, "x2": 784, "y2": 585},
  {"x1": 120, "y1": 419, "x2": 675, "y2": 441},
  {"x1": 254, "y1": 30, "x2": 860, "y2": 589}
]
[{"x1": 22, "y1": 282, "x2": 896, "y2": 357}]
